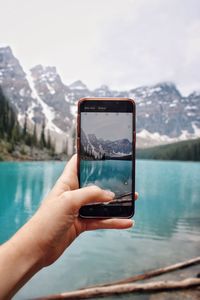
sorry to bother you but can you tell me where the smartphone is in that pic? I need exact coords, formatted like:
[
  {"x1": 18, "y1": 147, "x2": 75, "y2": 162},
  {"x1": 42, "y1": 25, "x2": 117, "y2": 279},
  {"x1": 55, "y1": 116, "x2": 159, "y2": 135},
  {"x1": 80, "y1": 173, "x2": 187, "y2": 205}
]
[{"x1": 77, "y1": 98, "x2": 136, "y2": 218}]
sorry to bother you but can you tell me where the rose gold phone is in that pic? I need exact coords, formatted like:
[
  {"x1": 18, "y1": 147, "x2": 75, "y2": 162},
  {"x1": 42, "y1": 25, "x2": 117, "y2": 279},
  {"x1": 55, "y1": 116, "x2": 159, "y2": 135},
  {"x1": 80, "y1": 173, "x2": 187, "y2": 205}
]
[{"x1": 77, "y1": 98, "x2": 136, "y2": 218}]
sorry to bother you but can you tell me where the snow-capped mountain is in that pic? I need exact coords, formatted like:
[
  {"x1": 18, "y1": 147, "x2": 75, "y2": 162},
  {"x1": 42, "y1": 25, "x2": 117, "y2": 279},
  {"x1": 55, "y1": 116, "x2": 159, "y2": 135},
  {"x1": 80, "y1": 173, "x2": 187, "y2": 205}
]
[
  {"x1": 0, "y1": 46, "x2": 200, "y2": 151},
  {"x1": 130, "y1": 82, "x2": 199, "y2": 136},
  {"x1": 81, "y1": 129, "x2": 132, "y2": 159},
  {"x1": 30, "y1": 65, "x2": 72, "y2": 132},
  {"x1": 0, "y1": 47, "x2": 74, "y2": 153}
]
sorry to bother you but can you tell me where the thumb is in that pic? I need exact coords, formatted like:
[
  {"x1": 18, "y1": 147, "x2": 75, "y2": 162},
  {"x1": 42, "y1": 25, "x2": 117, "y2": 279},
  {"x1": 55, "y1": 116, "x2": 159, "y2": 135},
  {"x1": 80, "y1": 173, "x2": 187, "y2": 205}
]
[
  {"x1": 51, "y1": 154, "x2": 79, "y2": 196},
  {"x1": 64, "y1": 185, "x2": 115, "y2": 213}
]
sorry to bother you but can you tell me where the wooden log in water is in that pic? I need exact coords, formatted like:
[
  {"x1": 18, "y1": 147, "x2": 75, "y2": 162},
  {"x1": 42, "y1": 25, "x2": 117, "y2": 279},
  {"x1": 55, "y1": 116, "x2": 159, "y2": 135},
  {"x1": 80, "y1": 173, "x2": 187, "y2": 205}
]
[
  {"x1": 34, "y1": 257, "x2": 200, "y2": 300},
  {"x1": 36, "y1": 278, "x2": 200, "y2": 299},
  {"x1": 87, "y1": 256, "x2": 200, "y2": 288}
]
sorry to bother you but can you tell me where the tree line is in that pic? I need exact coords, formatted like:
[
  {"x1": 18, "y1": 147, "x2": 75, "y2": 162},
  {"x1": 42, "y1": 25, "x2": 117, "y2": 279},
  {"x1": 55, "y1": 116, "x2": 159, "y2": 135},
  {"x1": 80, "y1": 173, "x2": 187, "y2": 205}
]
[
  {"x1": 0, "y1": 86, "x2": 54, "y2": 152},
  {"x1": 136, "y1": 138, "x2": 200, "y2": 161}
]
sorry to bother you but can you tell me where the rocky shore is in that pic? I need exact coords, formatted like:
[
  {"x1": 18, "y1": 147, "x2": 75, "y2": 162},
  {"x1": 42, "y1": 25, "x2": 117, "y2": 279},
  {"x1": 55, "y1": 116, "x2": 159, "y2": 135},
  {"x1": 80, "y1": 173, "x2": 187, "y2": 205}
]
[{"x1": 0, "y1": 141, "x2": 68, "y2": 161}]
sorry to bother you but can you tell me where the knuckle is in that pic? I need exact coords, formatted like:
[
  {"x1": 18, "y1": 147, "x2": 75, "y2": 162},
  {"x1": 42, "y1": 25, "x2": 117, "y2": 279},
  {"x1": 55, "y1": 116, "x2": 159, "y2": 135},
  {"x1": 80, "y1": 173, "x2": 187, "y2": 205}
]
[
  {"x1": 88, "y1": 185, "x2": 102, "y2": 194},
  {"x1": 61, "y1": 191, "x2": 72, "y2": 202},
  {"x1": 60, "y1": 191, "x2": 78, "y2": 212}
]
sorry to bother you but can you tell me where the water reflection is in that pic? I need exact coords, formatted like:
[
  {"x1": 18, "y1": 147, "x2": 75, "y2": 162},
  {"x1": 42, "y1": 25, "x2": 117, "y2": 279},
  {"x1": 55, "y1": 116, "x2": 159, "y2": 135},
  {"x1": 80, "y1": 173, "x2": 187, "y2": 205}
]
[
  {"x1": 0, "y1": 160, "x2": 200, "y2": 244},
  {"x1": 80, "y1": 160, "x2": 132, "y2": 197},
  {"x1": 0, "y1": 162, "x2": 64, "y2": 242}
]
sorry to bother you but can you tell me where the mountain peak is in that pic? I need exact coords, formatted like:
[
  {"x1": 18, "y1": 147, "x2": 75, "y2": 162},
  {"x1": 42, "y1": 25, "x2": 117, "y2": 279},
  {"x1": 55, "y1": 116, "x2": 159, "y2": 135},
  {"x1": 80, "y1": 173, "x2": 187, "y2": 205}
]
[
  {"x1": 154, "y1": 81, "x2": 181, "y2": 98},
  {"x1": 69, "y1": 80, "x2": 88, "y2": 90},
  {"x1": 30, "y1": 65, "x2": 57, "y2": 77},
  {"x1": 0, "y1": 46, "x2": 21, "y2": 71},
  {"x1": 155, "y1": 81, "x2": 178, "y2": 91},
  {"x1": 156, "y1": 81, "x2": 175, "y2": 87},
  {"x1": 188, "y1": 90, "x2": 200, "y2": 98},
  {"x1": 0, "y1": 46, "x2": 13, "y2": 55},
  {"x1": 100, "y1": 84, "x2": 110, "y2": 90}
]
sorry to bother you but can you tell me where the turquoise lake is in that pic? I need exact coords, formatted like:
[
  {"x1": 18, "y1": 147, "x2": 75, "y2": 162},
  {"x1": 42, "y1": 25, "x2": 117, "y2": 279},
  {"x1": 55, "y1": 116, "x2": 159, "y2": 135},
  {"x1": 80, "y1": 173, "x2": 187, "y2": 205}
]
[{"x1": 0, "y1": 160, "x2": 200, "y2": 299}]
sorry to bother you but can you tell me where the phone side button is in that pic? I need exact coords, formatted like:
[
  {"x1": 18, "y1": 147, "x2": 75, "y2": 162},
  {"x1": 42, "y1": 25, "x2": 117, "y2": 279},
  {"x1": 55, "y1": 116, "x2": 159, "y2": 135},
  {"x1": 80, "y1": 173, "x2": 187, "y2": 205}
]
[
  {"x1": 77, "y1": 115, "x2": 80, "y2": 136},
  {"x1": 77, "y1": 137, "x2": 80, "y2": 153}
]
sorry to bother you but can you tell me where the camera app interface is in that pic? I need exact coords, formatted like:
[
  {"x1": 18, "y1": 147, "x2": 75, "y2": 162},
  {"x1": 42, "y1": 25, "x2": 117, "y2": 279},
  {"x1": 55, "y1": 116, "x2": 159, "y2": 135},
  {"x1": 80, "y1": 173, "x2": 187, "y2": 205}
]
[{"x1": 80, "y1": 112, "x2": 133, "y2": 206}]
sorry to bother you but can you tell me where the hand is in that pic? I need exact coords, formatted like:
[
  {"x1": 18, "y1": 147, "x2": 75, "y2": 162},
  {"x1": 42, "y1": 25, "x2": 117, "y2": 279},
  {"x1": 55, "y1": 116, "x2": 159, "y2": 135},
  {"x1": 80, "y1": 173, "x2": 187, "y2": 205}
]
[
  {"x1": 0, "y1": 154, "x2": 138, "y2": 299},
  {"x1": 25, "y1": 154, "x2": 138, "y2": 267}
]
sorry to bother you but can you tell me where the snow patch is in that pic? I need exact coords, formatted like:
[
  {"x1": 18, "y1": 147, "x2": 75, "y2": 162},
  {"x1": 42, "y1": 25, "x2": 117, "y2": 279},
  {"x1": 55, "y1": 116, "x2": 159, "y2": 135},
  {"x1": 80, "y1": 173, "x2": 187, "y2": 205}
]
[
  {"x1": 146, "y1": 101, "x2": 152, "y2": 105},
  {"x1": 137, "y1": 124, "x2": 200, "y2": 146},
  {"x1": 26, "y1": 71, "x2": 63, "y2": 134},
  {"x1": 70, "y1": 104, "x2": 77, "y2": 116},
  {"x1": 185, "y1": 105, "x2": 197, "y2": 110},
  {"x1": 138, "y1": 102, "x2": 144, "y2": 106},
  {"x1": 73, "y1": 85, "x2": 85, "y2": 90},
  {"x1": 27, "y1": 101, "x2": 36, "y2": 120},
  {"x1": 46, "y1": 82, "x2": 55, "y2": 95},
  {"x1": 169, "y1": 103, "x2": 177, "y2": 107},
  {"x1": 113, "y1": 151, "x2": 132, "y2": 156},
  {"x1": 65, "y1": 95, "x2": 70, "y2": 102},
  {"x1": 187, "y1": 112, "x2": 196, "y2": 117},
  {"x1": 192, "y1": 123, "x2": 200, "y2": 136},
  {"x1": 19, "y1": 88, "x2": 25, "y2": 97}
]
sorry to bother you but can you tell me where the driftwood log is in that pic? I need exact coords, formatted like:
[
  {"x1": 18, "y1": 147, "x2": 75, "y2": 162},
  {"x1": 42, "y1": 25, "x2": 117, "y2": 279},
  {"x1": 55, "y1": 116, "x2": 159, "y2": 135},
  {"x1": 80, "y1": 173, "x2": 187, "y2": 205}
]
[
  {"x1": 34, "y1": 257, "x2": 200, "y2": 300},
  {"x1": 36, "y1": 278, "x2": 200, "y2": 299},
  {"x1": 88, "y1": 256, "x2": 200, "y2": 288}
]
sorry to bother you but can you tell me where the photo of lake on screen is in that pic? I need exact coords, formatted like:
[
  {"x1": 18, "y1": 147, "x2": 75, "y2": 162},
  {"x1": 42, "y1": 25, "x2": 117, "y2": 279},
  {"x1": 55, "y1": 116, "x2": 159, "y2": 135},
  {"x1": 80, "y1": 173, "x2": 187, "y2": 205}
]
[{"x1": 0, "y1": 159, "x2": 199, "y2": 299}]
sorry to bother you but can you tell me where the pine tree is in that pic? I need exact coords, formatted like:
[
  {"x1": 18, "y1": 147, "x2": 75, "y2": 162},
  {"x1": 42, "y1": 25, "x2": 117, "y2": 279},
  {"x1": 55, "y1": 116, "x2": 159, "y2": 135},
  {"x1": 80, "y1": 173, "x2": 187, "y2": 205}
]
[
  {"x1": 32, "y1": 123, "x2": 38, "y2": 146},
  {"x1": 62, "y1": 139, "x2": 68, "y2": 154},
  {"x1": 23, "y1": 115, "x2": 27, "y2": 137},
  {"x1": 10, "y1": 122, "x2": 21, "y2": 150},
  {"x1": 47, "y1": 130, "x2": 51, "y2": 149},
  {"x1": 0, "y1": 87, "x2": 18, "y2": 142},
  {"x1": 0, "y1": 87, "x2": 6, "y2": 138},
  {"x1": 25, "y1": 132, "x2": 32, "y2": 147},
  {"x1": 50, "y1": 140, "x2": 55, "y2": 156},
  {"x1": 39, "y1": 120, "x2": 46, "y2": 149}
]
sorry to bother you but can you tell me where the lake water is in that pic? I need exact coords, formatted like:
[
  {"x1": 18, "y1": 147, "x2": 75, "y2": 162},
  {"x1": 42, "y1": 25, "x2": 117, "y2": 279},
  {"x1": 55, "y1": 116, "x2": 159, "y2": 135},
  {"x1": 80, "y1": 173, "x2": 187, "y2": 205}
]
[{"x1": 0, "y1": 160, "x2": 200, "y2": 299}]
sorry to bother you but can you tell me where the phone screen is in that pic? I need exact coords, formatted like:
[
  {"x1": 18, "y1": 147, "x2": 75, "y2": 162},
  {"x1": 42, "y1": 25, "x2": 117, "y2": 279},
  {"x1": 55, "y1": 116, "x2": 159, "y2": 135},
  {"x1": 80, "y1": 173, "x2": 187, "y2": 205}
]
[{"x1": 79, "y1": 101, "x2": 134, "y2": 209}]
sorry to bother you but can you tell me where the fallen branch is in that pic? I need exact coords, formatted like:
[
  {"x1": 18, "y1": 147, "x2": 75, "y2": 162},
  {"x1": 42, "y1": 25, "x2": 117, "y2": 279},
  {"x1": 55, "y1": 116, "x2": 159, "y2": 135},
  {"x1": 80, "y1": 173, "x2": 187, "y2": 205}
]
[
  {"x1": 87, "y1": 256, "x2": 200, "y2": 288},
  {"x1": 34, "y1": 257, "x2": 200, "y2": 299},
  {"x1": 35, "y1": 277, "x2": 200, "y2": 299}
]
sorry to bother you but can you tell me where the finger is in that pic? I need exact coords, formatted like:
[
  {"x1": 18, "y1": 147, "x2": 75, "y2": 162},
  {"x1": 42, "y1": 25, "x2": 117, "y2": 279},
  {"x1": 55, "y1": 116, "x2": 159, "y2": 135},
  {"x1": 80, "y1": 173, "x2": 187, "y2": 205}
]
[
  {"x1": 135, "y1": 192, "x2": 139, "y2": 200},
  {"x1": 83, "y1": 218, "x2": 134, "y2": 231},
  {"x1": 67, "y1": 185, "x2": 115, "y2": 211},
  {"x1": 52, "y1": 154, "x2": 78, "y2": 195}
]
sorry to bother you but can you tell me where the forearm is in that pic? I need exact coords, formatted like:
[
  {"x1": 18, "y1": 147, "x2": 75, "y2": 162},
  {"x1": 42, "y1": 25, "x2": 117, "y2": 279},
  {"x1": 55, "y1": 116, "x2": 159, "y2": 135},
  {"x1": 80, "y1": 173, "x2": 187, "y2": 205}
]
[{"x1": 0, "y1": 220, "x2": 43, "y2": 299}]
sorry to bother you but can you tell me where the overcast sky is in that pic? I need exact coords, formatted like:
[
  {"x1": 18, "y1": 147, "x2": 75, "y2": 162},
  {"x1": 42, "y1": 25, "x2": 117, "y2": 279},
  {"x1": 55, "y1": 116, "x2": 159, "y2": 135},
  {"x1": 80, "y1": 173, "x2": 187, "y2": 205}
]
[
  {"x1": 0, "y1": 0, "x2": 200, "y2": 95},
  {"x1": 81, "y1": 113, "x2": 132, "y2": 141}
]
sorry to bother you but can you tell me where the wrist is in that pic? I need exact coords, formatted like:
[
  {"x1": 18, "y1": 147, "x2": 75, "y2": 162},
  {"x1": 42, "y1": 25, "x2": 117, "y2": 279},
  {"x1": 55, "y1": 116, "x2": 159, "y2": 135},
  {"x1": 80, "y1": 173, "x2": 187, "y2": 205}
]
[
  {"x1": 11, "y1": 215, "x2": 45, "y2": 269},
  {"x1": 0, "y1": 221, "x2": 43, "y2": 299}
]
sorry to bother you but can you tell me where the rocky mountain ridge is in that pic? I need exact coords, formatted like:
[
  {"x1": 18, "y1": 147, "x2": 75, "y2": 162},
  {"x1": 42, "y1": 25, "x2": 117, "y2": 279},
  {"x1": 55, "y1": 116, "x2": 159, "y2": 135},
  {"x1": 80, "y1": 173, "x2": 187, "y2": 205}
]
[
  {"x1": 0, "y1": 46, "x2": 199, "y2": 152},
  {"x1": 81, "y1": 128, "x2": 132, "y2": 159}
]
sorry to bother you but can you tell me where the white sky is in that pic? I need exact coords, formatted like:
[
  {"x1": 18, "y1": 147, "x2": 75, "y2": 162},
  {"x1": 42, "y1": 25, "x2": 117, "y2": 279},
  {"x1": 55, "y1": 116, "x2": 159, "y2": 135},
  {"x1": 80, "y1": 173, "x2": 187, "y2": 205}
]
[
  {"x1": 0, "y1": 0, "x2": 200, "y2": 96},
  {"x1": 81, "y1": 112, "x2": 132, "y2": 141}
]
